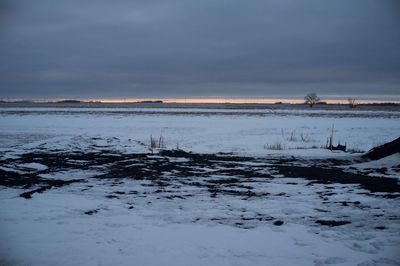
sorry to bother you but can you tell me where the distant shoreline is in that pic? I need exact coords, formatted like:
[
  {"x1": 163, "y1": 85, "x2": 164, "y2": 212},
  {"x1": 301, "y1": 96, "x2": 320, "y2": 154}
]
[
  {"x1": 2, "y1": 97, "x2": 400, "y2": 105},
  {"x1": 1, "y1": 101, "x2": 400, "y2": 111}
]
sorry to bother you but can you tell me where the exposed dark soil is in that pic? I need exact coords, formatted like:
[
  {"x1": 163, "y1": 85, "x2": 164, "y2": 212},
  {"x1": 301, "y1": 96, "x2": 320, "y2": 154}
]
[
  {"x1": 1, "y1": 149, "x2": 399, "y2": 201},
  {"x1": 1, "y1": 147, "x2": 399, "y2": 230},
  {"x1": 0, "y1": 169, "x2": 81, "y2": 198},
  {"x1": 275, "y1": 165, "x2": 399, "y2": 193},
  {"x1": 84, "y1": 209, "x2": 99, "y2": 215},
  {"x1": 315, "y1": 220, "x2": 352, "y2": 227}
]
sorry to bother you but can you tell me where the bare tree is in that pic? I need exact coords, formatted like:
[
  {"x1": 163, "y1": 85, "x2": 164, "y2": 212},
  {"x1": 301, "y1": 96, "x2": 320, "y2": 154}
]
[
  {"x1": 348, "y1": 98, "x2": 357, "y2": 108},
  {"x1": 304, "y1": 93, "x2": 320, "y2": 107}
]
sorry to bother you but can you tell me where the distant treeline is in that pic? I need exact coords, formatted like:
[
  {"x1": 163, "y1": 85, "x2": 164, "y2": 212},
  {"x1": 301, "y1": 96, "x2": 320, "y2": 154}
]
[
  {"x1": 0, "y1": 99, "x2": 397, "y2": 106},
  {"x1": 56, "y1": 100, "x2": 82, "y2": 103},
  {"x1": 273, "y1": 102, "x2": 399, "y2": 106},
  {"x1": 137, "y1": 100, "x2": 163, "y2": 103}
]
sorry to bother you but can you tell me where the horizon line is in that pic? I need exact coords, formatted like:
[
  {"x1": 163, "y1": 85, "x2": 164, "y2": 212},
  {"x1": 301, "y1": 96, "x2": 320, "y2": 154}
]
[{"x1": 2, "y1": 97, "x2": 400, "y2": 104}]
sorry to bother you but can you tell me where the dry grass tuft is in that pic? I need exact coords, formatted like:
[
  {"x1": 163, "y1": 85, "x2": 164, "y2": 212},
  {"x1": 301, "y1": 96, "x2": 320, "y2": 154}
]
[
  {"x1": 149, "y1": 134, "x2": 166, "y2": 152},
  {"x1": 264, "y1": 142, "x2": 285, "y2": 150}
]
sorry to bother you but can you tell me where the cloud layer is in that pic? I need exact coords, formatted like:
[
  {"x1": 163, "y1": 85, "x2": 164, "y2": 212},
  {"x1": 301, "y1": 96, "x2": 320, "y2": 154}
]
[{"x1": 1, "y1": 0, "x2": 399, "y2": 99}]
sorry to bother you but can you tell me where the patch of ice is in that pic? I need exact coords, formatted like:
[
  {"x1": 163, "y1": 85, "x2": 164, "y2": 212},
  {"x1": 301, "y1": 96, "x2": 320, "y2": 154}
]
[
  {"x1": 18, "y1": 163, "x2": 48, "y2": 171},
  {"x1": 0, "y1": 165, "x2": 25, "y2": 174}
]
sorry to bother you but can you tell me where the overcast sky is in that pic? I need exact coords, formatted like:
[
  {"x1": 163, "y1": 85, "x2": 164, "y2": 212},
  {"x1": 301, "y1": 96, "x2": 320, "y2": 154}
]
[{"x1": 0, "y1": 0, "x2": 399, "y2": 99}]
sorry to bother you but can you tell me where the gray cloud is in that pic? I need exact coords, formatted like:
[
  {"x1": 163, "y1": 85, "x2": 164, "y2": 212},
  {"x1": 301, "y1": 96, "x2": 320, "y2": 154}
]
[{"x1": 1, "y1": 0, "x2": 399, "y2": 99}]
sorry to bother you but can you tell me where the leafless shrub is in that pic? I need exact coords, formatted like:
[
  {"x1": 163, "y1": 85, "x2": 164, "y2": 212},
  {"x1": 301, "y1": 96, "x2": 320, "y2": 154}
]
[
  {"x1": 282, "y1": 129, "x2": 313, "y2": 143},
  {"x1": 348, "y1": 98, "x2": 357, "y2": 108},
  {"x1": 288, "y1": 131, "x2": 298, "y2": 141},
  {"x1": 281, "y1": 129, "x2": 298, "y2": 142},
  {"x1": 300, "y1": 132, "x2": 311, "y2": 142}
]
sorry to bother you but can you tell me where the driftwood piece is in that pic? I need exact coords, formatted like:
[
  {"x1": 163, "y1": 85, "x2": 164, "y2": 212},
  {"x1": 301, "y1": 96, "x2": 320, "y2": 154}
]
[{"x1": 362, "y1": 137, "x2": 400, "y2": 160}]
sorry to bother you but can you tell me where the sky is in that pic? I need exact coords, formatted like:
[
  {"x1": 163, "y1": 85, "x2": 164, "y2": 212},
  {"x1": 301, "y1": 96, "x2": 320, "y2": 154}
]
[{"x1": 0, "y1": 0, "x2": 399, "y2": 100}]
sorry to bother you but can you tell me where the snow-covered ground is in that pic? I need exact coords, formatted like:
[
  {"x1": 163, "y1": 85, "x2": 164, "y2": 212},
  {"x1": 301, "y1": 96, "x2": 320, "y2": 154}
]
[
  {"x1": 0, "y1": 107, "x2": 399, "y2": 266},
  {"x1": 1, "y1": 107, "x2": 399, "y2": 155}
]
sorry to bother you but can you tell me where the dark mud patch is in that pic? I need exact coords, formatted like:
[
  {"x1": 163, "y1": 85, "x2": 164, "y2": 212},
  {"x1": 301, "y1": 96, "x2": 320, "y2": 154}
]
[
  {"x1": 315, "y1": 220, "x2": 351, "y2": 227},
  {"x1": 1, "y1": 149, "x2": 399, "y2": 202},
  {"x1": 0, "y1": 168, "x2": 81, "y2": 199},
  {"x1": 374, "y1": 226, "x2": 385, "y2": 230},
  {"x1": 210, "y1": 214, "x2": 275, "y2": 228},
  {"x1": 275, "y1": 165, "x2": 400, "y2": 194},
  {"x1": 2, "y1": 147, "x2": 400, "y2": 230},
  {"x1": 105, "y1": 195, "x2": 120, "y2": 199},
  {"x1": 160, "y1": 149, "x2": 255, "y2": 163},
  {"x1": 84, "y1": 209, "x2": 99, "y2": 215},
  {"x1": 19, "y1": 180, "x2": 77, "y2": 199}
]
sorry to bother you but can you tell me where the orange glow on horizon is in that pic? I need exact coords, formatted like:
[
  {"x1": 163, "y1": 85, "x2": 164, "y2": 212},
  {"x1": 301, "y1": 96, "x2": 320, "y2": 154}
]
[{"x1": 82, "y1": 98, "x2": 400, "y2": 104}]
